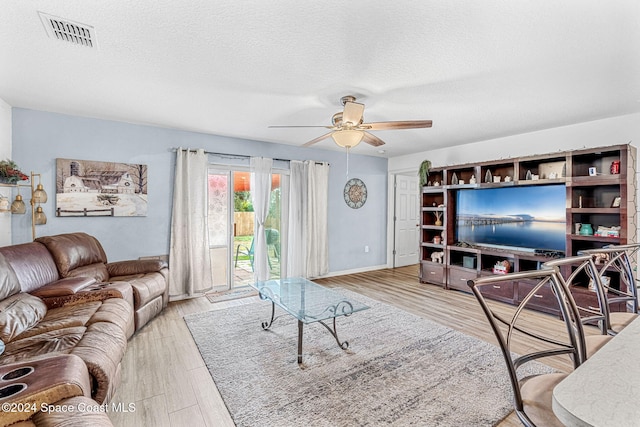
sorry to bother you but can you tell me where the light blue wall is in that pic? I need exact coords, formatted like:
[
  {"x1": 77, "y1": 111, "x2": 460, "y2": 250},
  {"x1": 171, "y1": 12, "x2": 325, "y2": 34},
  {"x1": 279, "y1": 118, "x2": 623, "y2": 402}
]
[{"x1": 11, "y1": 109, "x2": 387, "y2": 273}]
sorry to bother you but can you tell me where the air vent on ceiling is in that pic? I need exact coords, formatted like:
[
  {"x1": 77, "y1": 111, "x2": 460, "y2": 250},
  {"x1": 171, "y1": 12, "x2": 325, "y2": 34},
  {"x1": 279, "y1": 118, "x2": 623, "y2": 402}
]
[{"x1": 38, "y1": 12, "x2": 95, "y2": 48}]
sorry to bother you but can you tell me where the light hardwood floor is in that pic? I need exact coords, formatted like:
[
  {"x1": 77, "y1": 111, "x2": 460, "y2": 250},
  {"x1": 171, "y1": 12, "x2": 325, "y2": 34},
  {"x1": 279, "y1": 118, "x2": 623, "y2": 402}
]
[{"x1": 109, "y1": 265, "x2": 587, "y2": 426}]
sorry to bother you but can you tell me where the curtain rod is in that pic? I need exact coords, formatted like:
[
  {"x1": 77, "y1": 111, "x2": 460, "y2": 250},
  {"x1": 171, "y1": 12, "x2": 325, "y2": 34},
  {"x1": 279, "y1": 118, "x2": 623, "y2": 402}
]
[{"x1": 170, "y1": 148, "x2": 328, "y2": 165}]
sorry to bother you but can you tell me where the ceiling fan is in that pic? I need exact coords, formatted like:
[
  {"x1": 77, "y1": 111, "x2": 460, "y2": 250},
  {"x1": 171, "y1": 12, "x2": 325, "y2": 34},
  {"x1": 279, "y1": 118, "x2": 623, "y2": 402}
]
[{"x1": 269, "y1": 95, "x2": 433, "y2": 149}]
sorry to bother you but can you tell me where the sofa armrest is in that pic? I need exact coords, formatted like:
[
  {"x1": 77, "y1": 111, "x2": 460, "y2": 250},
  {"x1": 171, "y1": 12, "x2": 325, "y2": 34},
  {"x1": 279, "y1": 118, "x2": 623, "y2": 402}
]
[
  {"x1": 36, "y1": 281, "x2": 134, "y2": 310},
  {"x1": 0, "y1": 354, "x2": 92, "y2": 426},
  {"x1": 106, "y1": 259, "x2": 167, "y2": 277},
  {"x1": 29, "y1": 277, "x2": 97, "y2": 298}
]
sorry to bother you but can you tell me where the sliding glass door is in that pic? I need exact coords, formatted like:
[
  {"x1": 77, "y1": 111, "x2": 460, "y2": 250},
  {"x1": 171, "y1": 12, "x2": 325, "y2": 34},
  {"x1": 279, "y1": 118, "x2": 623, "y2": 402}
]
[{"x1": 208, "y1": 167, "x2": 283, "y2": 290}]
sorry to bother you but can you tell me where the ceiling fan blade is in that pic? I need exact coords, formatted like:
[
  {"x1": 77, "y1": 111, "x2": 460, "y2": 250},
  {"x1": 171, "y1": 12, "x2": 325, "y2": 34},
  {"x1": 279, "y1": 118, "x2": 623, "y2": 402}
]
[
  {"x1": 362, "y1": 120, "x2": 433, "y2": 131},
  {"x1": 268, "y1": 125, "x2": 332, "y2": 128},
  {"x1": 302, "y1": 132, "x2": 333, "y2": 147},
  {"x1": 363, "y1": 132, "x2": 385, "y2": 147},
  {"x1": 342, "y1": 101, "x2": 365, "y2": 126}
]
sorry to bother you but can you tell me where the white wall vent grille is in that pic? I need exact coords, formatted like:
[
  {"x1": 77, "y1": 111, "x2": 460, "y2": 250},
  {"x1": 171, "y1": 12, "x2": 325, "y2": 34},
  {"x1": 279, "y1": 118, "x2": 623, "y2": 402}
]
[{"x1": 38, "y1": 12, "x2": 95, "y2": 48}]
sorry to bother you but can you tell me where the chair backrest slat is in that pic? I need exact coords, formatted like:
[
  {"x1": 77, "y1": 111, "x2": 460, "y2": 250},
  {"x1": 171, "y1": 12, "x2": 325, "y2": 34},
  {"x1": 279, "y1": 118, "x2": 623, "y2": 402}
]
[{"x1": 468, "y1": 267, "x2": 584, "y2": 425}]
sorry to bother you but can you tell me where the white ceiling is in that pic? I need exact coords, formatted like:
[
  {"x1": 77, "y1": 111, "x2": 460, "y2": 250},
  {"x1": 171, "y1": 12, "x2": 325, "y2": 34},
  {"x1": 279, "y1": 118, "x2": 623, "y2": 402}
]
[{"x1": 1, "y1": 1, "x2": 639, "y2": 158}]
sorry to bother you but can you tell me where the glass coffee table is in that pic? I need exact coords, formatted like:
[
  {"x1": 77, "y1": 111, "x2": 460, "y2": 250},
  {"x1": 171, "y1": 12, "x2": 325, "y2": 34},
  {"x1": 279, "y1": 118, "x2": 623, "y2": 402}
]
[{"x1": 250, "y1": 277, "x2": 370, "y2": 365}]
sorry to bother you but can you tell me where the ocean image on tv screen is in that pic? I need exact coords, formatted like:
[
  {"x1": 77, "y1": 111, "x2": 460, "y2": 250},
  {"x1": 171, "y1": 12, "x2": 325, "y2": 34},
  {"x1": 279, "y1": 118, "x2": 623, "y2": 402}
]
[{"x1": 456, "y1": 185, "x2": 566, "y2": 252}]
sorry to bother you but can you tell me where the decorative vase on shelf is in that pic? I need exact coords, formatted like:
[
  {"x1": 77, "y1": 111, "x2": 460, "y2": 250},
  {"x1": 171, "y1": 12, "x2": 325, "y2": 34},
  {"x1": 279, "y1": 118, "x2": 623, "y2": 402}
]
[
  {"x1": 525, "y1": 170, "x2": 532, "y2": 180},
  {"x1": 484, "y1": 170, "x2": 492, "y2": 183},
  {"x1": 575, "y1": 223, "x2": 582, "y2": 235},
  {"x1": 434, "y1": 212, "x2": 443, "y2": 226},
  {"x1": 579, "y1": 223, "x2": 594, "y2": 236},
  {"x1": 451, "y1": 172, "x2": 458, "y2": 185}
]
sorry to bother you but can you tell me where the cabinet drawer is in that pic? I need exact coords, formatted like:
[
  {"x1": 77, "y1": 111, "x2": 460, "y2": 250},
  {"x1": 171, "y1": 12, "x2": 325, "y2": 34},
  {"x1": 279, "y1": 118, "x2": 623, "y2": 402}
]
[
  {"x1": 420, "y1": 262, "x2": 446, "y2": 285},
  {"x1": 447, "y1": 267, "x2": 478, "y2": 292},
  {"x1": 482, "y1": 281, "x2": 515, "y2": 302},
  {"x1": 569, "y1": 287, "x2": 601, "y2": 312},
  {"x1": 516, "y1": 280, "x2": 559, "y2": 315}
]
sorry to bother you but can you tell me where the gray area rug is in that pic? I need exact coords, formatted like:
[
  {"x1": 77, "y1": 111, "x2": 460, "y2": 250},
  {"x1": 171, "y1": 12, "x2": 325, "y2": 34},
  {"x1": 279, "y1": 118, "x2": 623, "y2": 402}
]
[
  {"x1": 184, "y1": 289, "x2": 552, "y2": 426},
  {"x1": 205, "y1": 287, "x2": 259, "y2": 304}
]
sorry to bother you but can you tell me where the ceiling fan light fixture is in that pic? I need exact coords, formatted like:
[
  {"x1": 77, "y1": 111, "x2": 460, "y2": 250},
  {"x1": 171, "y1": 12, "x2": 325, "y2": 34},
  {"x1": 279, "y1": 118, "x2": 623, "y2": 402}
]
[{"x1": 331, "y1": 130, "x2": 364, "y2": 148}]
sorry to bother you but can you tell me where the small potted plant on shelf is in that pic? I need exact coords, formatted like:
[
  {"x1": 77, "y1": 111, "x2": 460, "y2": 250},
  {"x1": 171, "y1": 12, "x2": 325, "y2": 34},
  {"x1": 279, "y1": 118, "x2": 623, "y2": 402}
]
[
  {"x1": 0, "y1": 160, "x2": 29, "y2": 184},
  {"x1": 418, "y1": 160, "x2": 431, "y2": 187}
]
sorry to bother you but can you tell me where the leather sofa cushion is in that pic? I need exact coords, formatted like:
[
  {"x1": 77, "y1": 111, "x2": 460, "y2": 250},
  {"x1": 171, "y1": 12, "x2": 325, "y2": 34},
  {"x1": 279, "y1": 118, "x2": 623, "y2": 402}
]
[
  {"x1": 107, "y1": 259, "x2": 167, "y2": 276},
  {"x1": 30, "y1": 277, "x2": 97, "y2": 298},
  {"x1": 0, "y1": 242, "x2": 60, "y2": 293},
  {"x1": 36, "y1": 233, "x2": 107, "y2": 277},
  {"x1": 66, "y1": 263, "x2": 109, "y2": 283},
  {"x1": 2, "y1": 326, "x2": 86, "y2": 364},
  {"x1": 0, "y1": 253, "x2": 20, "y2": 300},
  {"x1": 71, "y1": 321, "x2": 128, "y2": 404},
  {"x1": 0, "y1": 293, "x2": 47, "y2": 343},
  {"x1": 88, "y1": 298, "x2": 135, "y2": 339},
  {"x1": 15, "y1": 302, "x2": 102, "y2": 340}
]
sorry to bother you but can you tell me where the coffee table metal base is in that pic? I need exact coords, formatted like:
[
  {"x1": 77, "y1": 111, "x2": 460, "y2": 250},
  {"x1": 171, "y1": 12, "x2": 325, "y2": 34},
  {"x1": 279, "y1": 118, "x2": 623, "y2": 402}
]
[{"x1": 261, "y1": 301, "x2": 350, "y2": 364}]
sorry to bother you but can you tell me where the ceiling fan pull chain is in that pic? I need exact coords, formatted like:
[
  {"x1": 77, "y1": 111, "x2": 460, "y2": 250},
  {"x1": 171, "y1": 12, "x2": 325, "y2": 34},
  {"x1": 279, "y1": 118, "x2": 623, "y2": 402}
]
[{"x1": 346, "y1": 146, "x2": 350, "y2": 177}]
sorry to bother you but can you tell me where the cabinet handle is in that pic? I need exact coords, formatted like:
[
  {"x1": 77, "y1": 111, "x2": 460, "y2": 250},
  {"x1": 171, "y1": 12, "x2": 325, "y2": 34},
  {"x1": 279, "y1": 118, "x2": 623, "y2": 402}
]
[
  {"x1": 533, "y1": 294, "x2": 543, "y2": 298},
  {"x1": 430, "y1": 271, "x2": 435, "y2": 275},
  {"x1": 492, "y1": 285, "x2": 501, "y2": 289},
  {"x1": 461, "y1": 278, "x2": 468, "y2": 281}
]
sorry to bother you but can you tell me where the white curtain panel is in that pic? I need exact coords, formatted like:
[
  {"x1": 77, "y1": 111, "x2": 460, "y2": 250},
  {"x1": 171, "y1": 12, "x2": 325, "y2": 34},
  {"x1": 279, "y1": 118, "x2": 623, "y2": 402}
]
[
  {"x1": 279, "y1": 172, "x2": 290, "y2": 278},
  {"x1": 286, "y1": 160, "x2": 307, "y2": 277},
  {"x1": 168, "y1": 148, "x2": 213, "y2": 300},
  {"x1": 250, "y1": 157, "x2": 273, "y2": 282},
  {"x1": 306, "y1": 162, "x2": 330, "y2": 278}
]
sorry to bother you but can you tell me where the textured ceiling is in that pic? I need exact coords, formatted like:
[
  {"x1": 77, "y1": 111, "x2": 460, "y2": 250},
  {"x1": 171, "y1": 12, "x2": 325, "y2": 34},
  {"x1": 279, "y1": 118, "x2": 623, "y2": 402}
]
[{"x1": 1, "y1": 1, "x2": 639, "y2": 157}]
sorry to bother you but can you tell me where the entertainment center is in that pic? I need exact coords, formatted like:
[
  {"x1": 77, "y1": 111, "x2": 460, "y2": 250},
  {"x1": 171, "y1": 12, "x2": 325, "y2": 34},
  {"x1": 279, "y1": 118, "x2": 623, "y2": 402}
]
[{"x1": 419, "y1": 144, "x2": 637, "y2": 315}]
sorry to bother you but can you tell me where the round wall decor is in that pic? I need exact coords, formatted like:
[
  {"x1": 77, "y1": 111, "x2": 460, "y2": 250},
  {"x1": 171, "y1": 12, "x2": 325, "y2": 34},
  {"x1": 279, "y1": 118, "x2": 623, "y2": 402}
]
[{"x1": 344, "y1": 178, "x2": 367, "y2": 209}]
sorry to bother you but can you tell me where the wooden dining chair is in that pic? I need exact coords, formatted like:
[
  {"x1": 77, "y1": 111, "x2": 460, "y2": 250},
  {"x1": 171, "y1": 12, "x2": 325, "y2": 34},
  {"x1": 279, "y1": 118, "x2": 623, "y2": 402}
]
[
  {"x1": 578, "y1": 244, "x2": 640, "y2": 334},
  {"x1": 468, "y1": 269, "x2": 583, "y2": 427},
  {"x1": 542, "y1": 255, "x2": 613, "y2": 361}
]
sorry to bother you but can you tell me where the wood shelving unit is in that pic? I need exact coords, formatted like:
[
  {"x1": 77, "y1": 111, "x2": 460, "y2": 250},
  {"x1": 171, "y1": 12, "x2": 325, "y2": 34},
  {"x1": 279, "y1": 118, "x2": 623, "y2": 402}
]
[{"x1": 419, "y1": 144, "x2": 637, "y2": 315}]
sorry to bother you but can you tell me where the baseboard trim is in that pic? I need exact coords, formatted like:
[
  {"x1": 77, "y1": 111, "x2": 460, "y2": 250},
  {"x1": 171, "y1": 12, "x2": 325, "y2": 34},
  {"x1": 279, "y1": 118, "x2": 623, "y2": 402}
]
[{"x1": 313, "y1": 264, "x2": 389, "y2": 279}]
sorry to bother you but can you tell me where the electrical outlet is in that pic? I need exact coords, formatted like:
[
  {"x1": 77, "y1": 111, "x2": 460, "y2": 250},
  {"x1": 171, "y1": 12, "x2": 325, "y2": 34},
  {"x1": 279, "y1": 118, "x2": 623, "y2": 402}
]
[{"x1": 364, "y1": 245, "x2": 369, "y2": 253}]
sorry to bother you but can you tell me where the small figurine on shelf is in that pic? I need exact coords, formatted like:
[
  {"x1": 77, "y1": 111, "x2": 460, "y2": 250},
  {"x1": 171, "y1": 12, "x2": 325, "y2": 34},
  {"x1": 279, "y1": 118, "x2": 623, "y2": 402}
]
[
  {"x1": 469, "y1": 175, "x2": 477, "y2": 184},
  {"x1": 492, "y1": 260, "x2": 512, "y2": 275},
  {"x1": 430, "y1": 251, "x2": 444, "y2": 263},
  {"x1": 611, "y1": 161, "x2": 620, "y2": 174},
  {"x1": 434, "y1": 211, "x2": 443, "y2": 226}
]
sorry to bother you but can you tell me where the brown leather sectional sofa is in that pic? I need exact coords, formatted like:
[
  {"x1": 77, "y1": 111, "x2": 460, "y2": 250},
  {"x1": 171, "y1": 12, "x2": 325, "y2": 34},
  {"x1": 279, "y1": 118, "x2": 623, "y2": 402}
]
[{"x1": 0, "y1": 232, "x2": 169, "y2": 426}]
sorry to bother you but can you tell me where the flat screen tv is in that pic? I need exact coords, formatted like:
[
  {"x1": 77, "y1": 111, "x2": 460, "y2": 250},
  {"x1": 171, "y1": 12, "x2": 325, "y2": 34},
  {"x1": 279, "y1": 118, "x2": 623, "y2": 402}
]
[{"x1": 455, "y1": 185, "x2": 566, "y2": 252}]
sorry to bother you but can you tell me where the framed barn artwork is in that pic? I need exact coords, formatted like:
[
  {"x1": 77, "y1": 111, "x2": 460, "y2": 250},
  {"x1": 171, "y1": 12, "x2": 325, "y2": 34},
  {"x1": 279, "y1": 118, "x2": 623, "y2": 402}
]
[{"x1": 56, "y1": 158, "x2": 148, "y2": 217}]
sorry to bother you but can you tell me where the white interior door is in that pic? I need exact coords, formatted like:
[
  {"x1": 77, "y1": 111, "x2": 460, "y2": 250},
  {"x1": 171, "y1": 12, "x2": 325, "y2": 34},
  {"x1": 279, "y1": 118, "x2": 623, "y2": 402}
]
[{"x1": 394, "y1": 174, "x2": 420, "y2": 267}]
